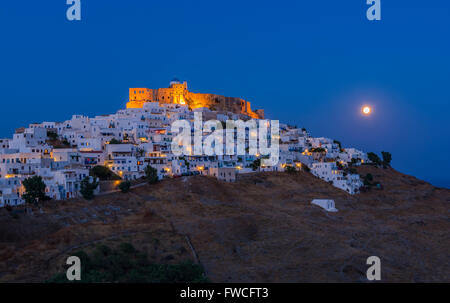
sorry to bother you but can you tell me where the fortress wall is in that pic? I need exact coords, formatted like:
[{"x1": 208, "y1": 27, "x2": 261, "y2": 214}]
[
  {"x1": 185, "y1": 92, "x2": 263, "y2": 119},
  {"x1": 126, "y1": 82, "x2": 264, "y2": 119},
  {"x1": 129, "y1": 88, "x2": 153, "y2": 102}
]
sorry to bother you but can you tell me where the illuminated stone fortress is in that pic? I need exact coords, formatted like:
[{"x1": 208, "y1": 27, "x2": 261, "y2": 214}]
[{"x1": 126, "y1": 79, "x2": 264, "y2": 119}]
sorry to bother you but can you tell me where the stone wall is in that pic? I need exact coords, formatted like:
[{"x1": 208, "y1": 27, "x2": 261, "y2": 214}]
[{"x1": 127, "y1": 81, "x2": 264, "y2": 119}]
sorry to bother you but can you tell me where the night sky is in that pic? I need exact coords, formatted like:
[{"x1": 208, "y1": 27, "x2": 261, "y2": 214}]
[{"x1": 0, "y1": 1, "x2": 448, "y2": 187}]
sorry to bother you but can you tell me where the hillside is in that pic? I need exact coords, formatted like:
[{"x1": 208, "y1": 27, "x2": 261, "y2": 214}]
[{"x1": 0, "y1": 166, "x2": 449, "y2": 282}]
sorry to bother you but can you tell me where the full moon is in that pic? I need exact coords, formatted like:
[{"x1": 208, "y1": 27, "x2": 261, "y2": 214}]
[{"x1": 362, "y1": 106, "x2": 372, "y2": 115}]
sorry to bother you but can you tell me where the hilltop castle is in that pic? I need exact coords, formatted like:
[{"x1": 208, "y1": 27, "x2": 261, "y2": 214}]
[{"x1": 126, "y1": 79, "x2": 264, "y2": 119}]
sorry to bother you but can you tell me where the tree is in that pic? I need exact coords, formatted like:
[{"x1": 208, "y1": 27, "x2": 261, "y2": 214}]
[
  {"x1": 109, "y1": 138, "x2": 122, "y2": 144},
  {"x1": 250, "y1": 159, "x2": 261, "y2": 171},
  {"x1": 118, "y1": 181, "x2": 131, "y2": 193},
  {"x1": 363, "y1": 173, "x2": 374, "y2": 186},
  {"x1": 333, "y1": 140, "x2": 342, "y2": 150},
  {"x1": 47, "y1": 131, "x2": 58, "y2": 140},
  {"x1": 285, "y1": 165, "x2": 296, "y2": 174},
  {"x1": 136, "y1": 148, "x2": 145, "y2": 157},
  {"x1": 62, "y1": 138, "x2": 71, "y2": 147},
  {"x1": 310, "y1": 147, "x2": 326, "y2": 153},
  {"x1": 22, "y1": 176, "x2": 50, "y2": 206},
  {"x1": 145, "y1": 166, "x2": 159, "y2": 184},
  {"x1": 350, "y1": 158, "x2": 359, "y2": 166},
  {"x1": 381, "y1": 151, "x2": 392, "y2": 168},
  {"x1": 80, "y1": 177, "x2": 99, "y2": 200},
  {"x1": 348, "y1": 167, "x2": 358, "y2": 174},
  {"x1": 302, "y1": 164, "x2": 311, "y2": 172},
  {"x1": 367, "y1": 152, "x2": 382, "y2": 166},
  {"x1": 90, "y1": 165, "x2": 121, "y2": 181}
]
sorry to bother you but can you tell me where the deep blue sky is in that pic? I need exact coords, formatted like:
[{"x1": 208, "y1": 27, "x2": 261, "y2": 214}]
[{"x1": 0, "y1": 1, "x2": 448, "y2": 187}]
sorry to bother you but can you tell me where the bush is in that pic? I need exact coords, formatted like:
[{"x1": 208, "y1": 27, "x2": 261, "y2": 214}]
[
  {"x1": 250, "y1": 159, "x2": 261, "y2": 171},
  {"x1": 47, "y1": 131, "x2": 58, "y2": 140},
  {"x1": 367, "y1": 152, "x2": 382, "y2": 166},
  {"x1": 109, "y1": 138, "x2": 123, "y2": 144},
  {"x1": 80, "y1": 177, "x2": 99, "y2": 200},
  {"x1": 363, "y1": 173, "x2": 374, "y2": 186},
  {"x1": 333, "y1": 140, "x2": 342, "y2": 150},
  {"x1": 61, "y1": 139, "x2": 71, "y2": 147},
  {"x1": 310, "y1": 147, "x2": 326, "y2": 153},
  {"x1": 46, "y1": 243, "x2": 209, "y2": 283},
  {"x1": 145, "y1": 166, "x2": 159, "y2": 184},
  {"x1": 118, "y1": 181, "x2": 131, "y2": 193},
  {"x1": 119, "y1": 243, "x2": 136, "y2": 254},
  {"x1": 381, "y1": 151, "x2": 392, "y2": 168},
  {"x1": 285, "y1": 166, "x2": 296, "y2": 174},
  {"x1": 22, "y1": 176, "x2": 50, "y2": 206},
  {"x1": 90, "y1": 165, "x2": 121, "y2": 181},
  {"x1": 348, "y1": 167, "x2": 358, "y2": 174}
]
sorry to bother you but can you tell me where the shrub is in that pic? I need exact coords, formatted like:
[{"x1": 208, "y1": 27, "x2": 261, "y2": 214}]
[
  {"x1": 118, "y1": 181, "x2": 131, "y2": 193},
  {"x1": 109, "y1": 138, "x2": 123, "y2": 144},
  {"x1": 90, "y1": 165, "x2": 121, "y2": 181},
  {"x1": 348, "y1": 167, "x2": 358, "y2": 174},
  {"x1": 80, "y1": 177, "x2": 99, "y2": 200},
  {"x1": 310, "y1": 147, "x2": 326, "y2": 153},
  {"x1": 22, "y1": 176, "x2": 50, "y2": 206},
  {"x1": 145, "y1": 166, "x2": 159, "y2": 184},
  {"x1": 381, "y1": 151, "x2": 392, "y2": 168},
  {"x1": 46, "y1": 243, "x2": 209, "y2": 283},
  {"x1": 119, "y1": 243, "x2": 136, "y2": 254},
  {"x1": 250, "y1": 159, "x2": 261, "y2": 171},
  {"x1": 285, "y1": 166, "x2": 296, "y2": 174},
  {"x1": 367, "y1": 152, "x2": 382, "y2": 166},
  {"x1": 363, "y1": 173, "x2": 374, "y2": 186},
  {"x1": 61, "y1": 139, "x2": 71, "y2": 147},
  {"x1": 333, "y1": 140, "x2": 342, "y2": 150},
  {"x1": 47, "y1": 131, "x2": 58, "y2": 140}
]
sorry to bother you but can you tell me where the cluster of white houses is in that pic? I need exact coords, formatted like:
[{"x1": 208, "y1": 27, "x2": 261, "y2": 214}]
[{"x1": 0, "y1": 99, "x2": 368, "y2": 207}]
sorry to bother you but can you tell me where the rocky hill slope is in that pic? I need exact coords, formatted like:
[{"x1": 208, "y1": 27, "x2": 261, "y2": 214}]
[{"x1": 0, "y1": 166, "x2": 449, "y2": 282}]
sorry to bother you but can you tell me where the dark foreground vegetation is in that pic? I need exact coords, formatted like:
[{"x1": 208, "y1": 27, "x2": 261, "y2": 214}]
[{"x1": 46, "y1": 243, "x2": 209, "y2": 283}]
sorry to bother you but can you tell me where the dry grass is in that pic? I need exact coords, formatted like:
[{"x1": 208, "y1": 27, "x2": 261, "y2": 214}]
[{"x1": 0, "y1": 168, "x2": 449, "y2": 282}]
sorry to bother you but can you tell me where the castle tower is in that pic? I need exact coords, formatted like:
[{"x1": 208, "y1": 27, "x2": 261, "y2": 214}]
[{"x1": 169, "y1": 78, "x2": 188, "y2": 104}]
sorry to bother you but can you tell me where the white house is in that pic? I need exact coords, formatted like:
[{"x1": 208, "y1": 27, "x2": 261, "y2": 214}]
[{"x1": 311, "y1": 199, "x2": 338, "y2": 212}]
